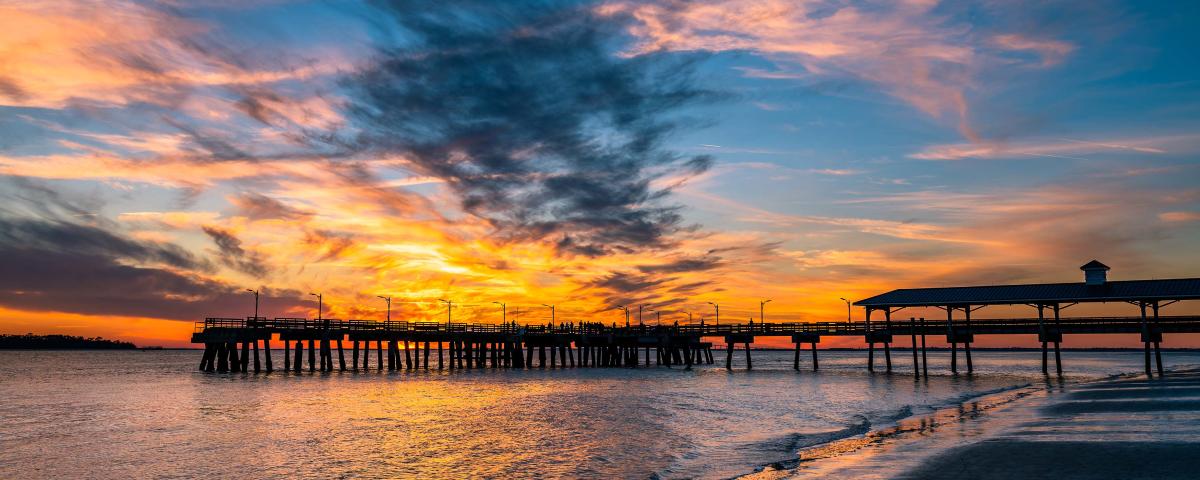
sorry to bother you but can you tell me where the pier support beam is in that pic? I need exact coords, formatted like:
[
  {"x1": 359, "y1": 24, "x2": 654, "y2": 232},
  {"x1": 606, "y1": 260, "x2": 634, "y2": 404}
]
[
  {"x1": 1038, "y1": 304, "x2": 1049, "y2": 374},
  {"x1": 217, "y1": 343, "x2": 229, "y2": 372},
  {"x1": 386, "y1": 340, "x2": 395, "y2": 371},
  {"x1": 793, "y1": 341, "x2": 801, "y2": 371},
  {"x1": 337, "y1": 338, "x2": 346, "y2": 372},
  {"x1": 811, "y1": 342, "x2": 818, "y2": 371},
  {"x1": 1152, "y1": 301, "x2": 1164, "y2": 377},
  {"x1": 199, "y1": 343, "x2": 214, "y2": 371},
  {"x1": 264, "y1": 336, "x2": 273, "y2": 372},
  {"x1": 240, "y1": 341, "x2": 250, "y2": 372},
  {"x1": 310, "y1": 339, "x2": 318, "y2": 372},
  {"x1": 964, "y1": 307, "x2": 974, "y2": 374},
  {"x1": 361, "y1": 340, "x2": 369, "y2": 371},
  {"x1": 284, "y1": 338, "x2": 291, "y2": 372},
  {"x1": 253, "y1": 339, "x2": 261, "y2": 373},
  {"x1": 866, "y1": 308, "x2": 875, "y2": 372},
  {"x1": 910, "y1": 318, "x2": 919, "y2": 378},
  {"x1": 293, "y1": 340, "x2": 303, "y2": 373},
  {"x1": 1053, "y1": 304, "x2": 1063, "y2": 375},
  {"x1": 920, "y1": 318, "x2": 928, "y2": 378},
  {"x1": 745, "y1": 342, "x2": 752, "y2": 370},
  {"x1": 946, "y1": 306, "x2": 957, "y2": 374},
  {"x1": 725, "y1": 341, "x2": 734, "y2": 370},
  {"x1": 792, "y1": 334, "x2": 820, "y2": 372},
  {"x1": 883, "y1": 308, "x2": 893, "y2": 373}
]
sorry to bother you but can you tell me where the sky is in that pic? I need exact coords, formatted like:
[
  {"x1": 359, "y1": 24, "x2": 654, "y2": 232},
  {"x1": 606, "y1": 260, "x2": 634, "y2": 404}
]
[{"x1": 1, "y1": 0, "x2": 1198, "y2": 348}]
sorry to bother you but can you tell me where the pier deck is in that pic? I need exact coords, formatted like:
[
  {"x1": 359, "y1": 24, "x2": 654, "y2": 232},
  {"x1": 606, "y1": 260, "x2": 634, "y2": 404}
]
[{"x1": 191, "y1": 315, "x2": 1200, "y2": 376}]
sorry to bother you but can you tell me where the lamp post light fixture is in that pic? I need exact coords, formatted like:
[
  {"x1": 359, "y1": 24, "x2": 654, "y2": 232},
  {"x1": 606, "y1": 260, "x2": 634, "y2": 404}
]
[
  {"x1": 246, "y1": 289, "x2": 260, "y2": 321},
  {"x1": 760, "y1": 299, "x2": 772, "y2": 324},
  {"x1": 493, "y1": 301, "x2": 506, "y2": 326},
  {"x1": 839, "y1": 297, "x2": 851, "y2": 323},
  {"x1": 309, "y1": 292, "x2": 322, "y2": 320},
  {"x1": 706, "y1": 301, "x2": 719, "y2": 325},
  {"x1": 541, "y1": 304, "x2": 555, "y2": 325},
  {"x1": 377, "y1": 295, "x2": 392, "y2": 322},
  {"x1": 439, "y1": 298, "x2": 452, "y2": 326},
  {"x1": 615, "y1": 305, "x2": 630, "y2": 328}
]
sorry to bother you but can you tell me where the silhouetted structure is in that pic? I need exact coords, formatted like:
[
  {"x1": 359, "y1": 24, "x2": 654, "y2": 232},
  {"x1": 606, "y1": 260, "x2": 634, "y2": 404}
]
[
  {"x1": 854, "y1": 261, "x2": 1200, "y2": 377},
  {"x1": 192, "y1": 261, "x2": 1199, "y2": 377}
]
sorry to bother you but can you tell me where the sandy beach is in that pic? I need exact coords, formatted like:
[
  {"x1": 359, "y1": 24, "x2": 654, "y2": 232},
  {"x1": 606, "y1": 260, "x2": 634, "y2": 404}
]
[{"x1": 896, "y1": 370, "x2": 1200, "y2": 480}]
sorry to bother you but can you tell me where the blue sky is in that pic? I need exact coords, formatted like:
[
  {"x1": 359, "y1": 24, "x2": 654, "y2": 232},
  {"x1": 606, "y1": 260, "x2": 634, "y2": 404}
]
[{"x1": 0, "y1": 0, "x2": 1197, "y2": 345}]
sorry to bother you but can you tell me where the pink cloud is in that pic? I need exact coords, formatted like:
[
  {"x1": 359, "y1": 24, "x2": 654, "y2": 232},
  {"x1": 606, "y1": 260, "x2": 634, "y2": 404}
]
[{"x1": 1160, "y1": 211, "x2": 1200, "y2": 223}]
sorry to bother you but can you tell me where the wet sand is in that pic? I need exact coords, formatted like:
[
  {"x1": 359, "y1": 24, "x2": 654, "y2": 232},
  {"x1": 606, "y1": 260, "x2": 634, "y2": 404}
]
[{"x1": 898, "y1": 370, "x2": 1200, "y2": 479}]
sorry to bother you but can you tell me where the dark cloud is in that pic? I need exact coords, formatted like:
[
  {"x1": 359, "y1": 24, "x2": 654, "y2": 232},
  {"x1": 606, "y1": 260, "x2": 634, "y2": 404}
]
[
  {"x1": 0, "y1": 215, "x2": 306, "y2": 320},
  {"x1": 229, "y1": 192, "x2": 312, "y2": 221},
  {"x1": 202, "y1": 226, "x2": 269, "y2": 277},
  {"x1": 303, "y1": 229, "x2": 356, "y2": 262},
  {"x1": 636, "y1": 256, "x2": 723, "y2": 274},
  {"x1": 0, "y1": 76, "x2": 27, "y2": 102},
  {"x1": 585, "y1": 272, "x2": 667, "y2": 295},
  {"x1": 164, "y1": 118, "x2": 251, "y2": 161},
  {"x1": 335, "y1": 0, "x2": 719, "y2": 256},
  {"x1": 0, "y1": 216, "x2": 205, "y2": 272},
  {"x1": 0, "y1": 247, "x2": 306, "y2": 320}
]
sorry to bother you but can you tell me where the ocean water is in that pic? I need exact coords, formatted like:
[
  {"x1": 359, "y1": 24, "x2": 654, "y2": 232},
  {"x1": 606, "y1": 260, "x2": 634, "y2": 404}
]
[{"x1": 2, "y1": 349, "x2": 1198, "y2": 479}]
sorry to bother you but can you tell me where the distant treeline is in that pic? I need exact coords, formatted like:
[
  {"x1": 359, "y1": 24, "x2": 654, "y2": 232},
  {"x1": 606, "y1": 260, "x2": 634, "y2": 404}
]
[{"x1": 0, "y1": 334, "x2": 137, "y2": 349}]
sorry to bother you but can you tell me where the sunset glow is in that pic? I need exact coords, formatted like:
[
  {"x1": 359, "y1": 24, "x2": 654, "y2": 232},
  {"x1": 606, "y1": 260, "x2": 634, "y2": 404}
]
[{"x1": 2, "y1": 1, "x2": 1198, "y2": 348}]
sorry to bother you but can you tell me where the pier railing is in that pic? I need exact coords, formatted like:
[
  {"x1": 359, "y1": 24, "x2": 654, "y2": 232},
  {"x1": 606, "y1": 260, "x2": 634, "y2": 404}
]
[{"x1": 195, "y1": 315, "x2": 1200, "y2": 337}]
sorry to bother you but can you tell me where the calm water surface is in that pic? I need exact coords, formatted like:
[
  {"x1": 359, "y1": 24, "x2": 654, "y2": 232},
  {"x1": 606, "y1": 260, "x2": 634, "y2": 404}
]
[{"x1": 2, "y1": 349, "x2": 1198, "y2": 478}]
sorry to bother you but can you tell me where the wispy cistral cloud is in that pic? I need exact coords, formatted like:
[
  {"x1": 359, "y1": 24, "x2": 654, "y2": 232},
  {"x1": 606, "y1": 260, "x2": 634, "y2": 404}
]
[
  {"x1": 601, "y1": 0, "x2": 1076, "y2": 141},
  {"x1": 909, "y1": 134, "x2": 1200, "y2": 160}
]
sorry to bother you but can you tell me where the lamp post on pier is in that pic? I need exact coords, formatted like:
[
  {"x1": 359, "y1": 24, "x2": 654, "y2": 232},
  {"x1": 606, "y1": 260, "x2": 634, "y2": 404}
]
[
  {"x1": 246, "y1": 289, "x2": 260, "y2": 321},
  {"x1": 309, "y1": 292, "x2": 322, "y2": 320},
  {"x1": 615, "y1": 305, "x2": 630, "y2": 328},
  {"x1": 541, "y1": 304, "x2": 555, "y2": 327},
  {"x1": 706, "y1": 301, "x2": 720, "y2": 325},
  {"x1": 377, "y1": 295, "x2": 391, "y2": 322},
  {"x1": 839, "y1": 297, "x2": 851, "y2": 323},
  {"x1": 493, "y1": 301, "x2": 506, "y2": 328},
  {"x1": 760, "y1": 299, "x2": 772, "y2": 325},
  {"x1": 439, "y1": 299, "x2": 452, "y2": 327}
]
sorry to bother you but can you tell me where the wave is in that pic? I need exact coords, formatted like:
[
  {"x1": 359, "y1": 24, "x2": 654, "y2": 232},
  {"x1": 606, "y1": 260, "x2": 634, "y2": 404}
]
[{"x1": 735, "y1": 383, "x2": 1037, "y2": 478}]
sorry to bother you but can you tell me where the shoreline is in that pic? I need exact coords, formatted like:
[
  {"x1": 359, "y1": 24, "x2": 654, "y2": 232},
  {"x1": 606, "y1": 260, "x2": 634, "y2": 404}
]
[
  {"x1": 895, "y1": 368, "x2": 1200, "y2": 479},
  {"x1": 745, "y1": 367, "x2": 1200, "y2": 479}
]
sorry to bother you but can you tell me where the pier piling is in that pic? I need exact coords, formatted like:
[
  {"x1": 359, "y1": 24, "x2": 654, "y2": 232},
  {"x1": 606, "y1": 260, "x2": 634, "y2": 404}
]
[
  {"x1": 253, "y1": 339, "x2": 261, "y2": 373},
  {"x1": 910, "y1": 318, "x2": 919, "y2": 378},
  {"x1": 264, "y1": 337, "x2": 273, "y2": 372},
  {"x1": 293, "y1": 340, "x2": 303, "y2": 373},
  {"x1": 338, "y1": 338, "x2": 346, "y2": 372}
]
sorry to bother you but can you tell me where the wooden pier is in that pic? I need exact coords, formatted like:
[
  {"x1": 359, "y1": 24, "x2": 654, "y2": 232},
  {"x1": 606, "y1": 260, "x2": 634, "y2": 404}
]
[
  {"x1": 193, "y1": 261, "x2": 1200, "y2": 378},
  {"x1": 192, "y1": 314, "x2": 1200, "y2": 377}
]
